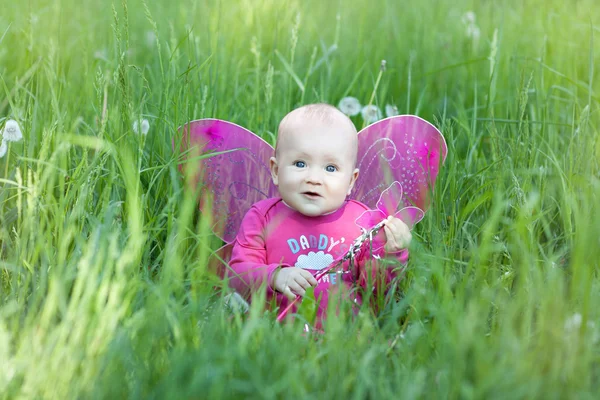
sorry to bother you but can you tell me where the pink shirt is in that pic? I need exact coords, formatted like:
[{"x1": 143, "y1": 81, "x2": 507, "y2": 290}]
[{"x1": 228, "y1": 198, "x2": 409, "y2": 318}]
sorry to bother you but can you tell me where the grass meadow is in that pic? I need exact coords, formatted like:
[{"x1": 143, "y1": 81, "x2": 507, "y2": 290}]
[{"x1": 0, "y1": 0, "x2": 599, "y2": 397}]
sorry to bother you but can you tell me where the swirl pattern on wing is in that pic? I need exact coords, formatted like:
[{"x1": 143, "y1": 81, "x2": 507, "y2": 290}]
[
  {"x1": 352, "y1": 115, "x2": 448, "y2": 212},
  {"x1": 178, "y1": 119, "x2": 278, "y2": 243}
]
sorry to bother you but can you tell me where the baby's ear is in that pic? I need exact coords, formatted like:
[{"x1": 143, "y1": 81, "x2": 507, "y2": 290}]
[
  {"x1": 347, "y1": 168, "x2": 359, "y2": 195},
  {"x1": 269, "y1": 157, "x2": 279, "y2": 185}
]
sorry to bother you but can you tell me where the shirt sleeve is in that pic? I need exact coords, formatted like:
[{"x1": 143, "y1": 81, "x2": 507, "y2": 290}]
[{"x1": 227, "y1": 206, "x2": 290, "y2": 296}]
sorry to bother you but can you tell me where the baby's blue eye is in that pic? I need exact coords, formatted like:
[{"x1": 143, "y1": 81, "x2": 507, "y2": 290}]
[
  {"x1": 325, "y1": 165, "x2": 337, "y2": 172},
  {"x1": 294, "y1": 161, "x2": 306, "y2": 168}
]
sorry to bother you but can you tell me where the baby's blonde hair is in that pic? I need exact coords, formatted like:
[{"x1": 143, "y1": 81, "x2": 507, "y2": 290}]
[{"x1": 275, "y1": 103, "x2": 358, "y2": 159}]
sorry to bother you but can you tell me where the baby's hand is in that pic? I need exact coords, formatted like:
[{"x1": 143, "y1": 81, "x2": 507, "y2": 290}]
[
  {"x1": 272, "y1": 267, "x2": 318, "y2": 300},
  {"x1": 383, "y1": 216, "x2": 412, "y2": 253}
]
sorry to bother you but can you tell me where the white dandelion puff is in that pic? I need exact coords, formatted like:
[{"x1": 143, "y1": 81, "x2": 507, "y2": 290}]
[
  {"x1": 385, "y1": 104, "x2": 399, "y2": 117},
  {"x1": 94, "y1": 49, "x2": 109, "y2": 61},
  {"x1": 466, "y1": 24, "x2": 481, "y2": 41},
  {"x1": 145, "y1": 30, "x2": 156, "y2": 47},
  {"x1": 564, "y1": 312, "x2": 599, "y2": 343},
  {"x1": 337, "y1": 97, "x2": 362, "y2": 116},
  {"x1": 461, "y1": 11, "x2": 476, "y2": 25},
  {"x1": 224, "y1": 292, "x2": 249, "y2": 313},
  {"x1": 564, "y1": 313, "x2": 582, "y2": 333},
  {"x1": 132, "y1": 119, "x2": 150, "y2": 135},
  {"x1": 461, "y1": 11, "x2": 480, "y2": 44},
  {"x1": 0, "y1": 321, "x2": 16, "y2": 386},
  {"x1": 0, "y1": 141, "x2": 7, "y2": 158},
  {"x1": 361, "y1": 105, "x2": 382, "y2": 124},
  {"x1": 1, "y1": 120, "x2": 23, "y2": 142}
]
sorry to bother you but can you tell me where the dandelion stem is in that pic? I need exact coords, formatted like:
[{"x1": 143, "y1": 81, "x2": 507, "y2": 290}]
[
  {"x1": 4, "y1": 142, "x2": 10, "y2": 179},
  {"x1": 364, "y1": 61, "x2": 386, "y2": 129},
  {"x1": 367, "y1": 70, "x2": 383, "y2": 109}
]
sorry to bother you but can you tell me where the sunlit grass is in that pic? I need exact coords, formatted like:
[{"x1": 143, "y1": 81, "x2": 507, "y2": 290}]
[{"x1": 0, "y1": 0, "x2": 599, "y2": 397}]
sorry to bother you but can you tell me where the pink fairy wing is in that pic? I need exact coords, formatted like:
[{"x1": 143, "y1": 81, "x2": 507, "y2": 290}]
[
  {"x1": 352, "y1": 115, "x2": 448, "y2": 211},
  {"x1": 392, "y1": 206, "x2": 425, "y2": 230},
  {"x1": 356, "y1": 206, "x2": 425, "y2": 253},
  {"x1": 355, "y1": 209, "x2": 385, "y2": 232},
  {"x1": 354, "y1": 182, "x2": 425, "y2": 252},
  {"x1": 356, "y1": 182, "x2": 424, "y2": 228},
  {"x1": 375, "y1": 181, "x2": 403, "y2": 216},
  {"x1": 177, "y1": 119, "x2": 278, "y2": 243}
]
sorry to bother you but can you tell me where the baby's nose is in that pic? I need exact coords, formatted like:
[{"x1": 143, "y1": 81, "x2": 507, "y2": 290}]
[{"x1": 305, "y1": 168, "x2": 323, "y2": 184}]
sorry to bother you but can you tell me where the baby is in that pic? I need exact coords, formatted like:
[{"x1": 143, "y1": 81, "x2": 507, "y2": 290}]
[{"x1": 228, "y1": 103, "x2": 412, "y2": 322}]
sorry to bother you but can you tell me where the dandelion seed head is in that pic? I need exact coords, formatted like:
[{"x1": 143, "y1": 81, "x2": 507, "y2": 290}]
[
  {"x1": 94, "y1": 49, "x2": 108, "y2": 61},
  {"x1": 337, "y1": 97, "x2": 362, "y2": 116},
  {"x1": 563, "y1": 312, "x2": 600, "y2": 345},
  {"x1": 385, "y1": 104, "x2": 399, "y2": 117},
  {"x1": 466, "y1": 24, "x2": 481, "y2": 41},
  {"x1": 0, "y1": 321, "x2": 16, "y2": 385},
  {"x1": 380, "y1": 59, "x2": 387, "y2": 72},
  {"x1": 224, "y1": 292, "x2": 250, "y2": 313},
  {"x1": 1, "y1": 120, "x2": 23, "y2": 142},
  {"x1": 0, "y1": 141, "x2": 7, "y2": 158},
  {"x1": 145, "y1": 30, "x2": 156, "y2": 47},
  {"x1": 461, "y1": 11, "x2": 480, "y2": 45},
  {"x1": 133, "y1": 119, "x2": 150, "y2": 135},
  {"x1": 461, "y1": 11, "x2": 476, "y2": 25},
  {"x1": 565, "y1": 313, "x2": 582, "y2": 332},
  {"x1": 361, "y1": 105, "x2": 382, "y2": 124}
]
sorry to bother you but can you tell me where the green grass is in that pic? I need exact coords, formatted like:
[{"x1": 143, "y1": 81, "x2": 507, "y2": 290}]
[{"x1": 0, "y1": 0, "x2": 599, "y2": 397}]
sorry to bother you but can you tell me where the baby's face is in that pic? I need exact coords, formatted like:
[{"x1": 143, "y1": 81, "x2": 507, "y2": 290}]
[{"x1": 270, "y1": 119, "x2": 359, "y2": 217}]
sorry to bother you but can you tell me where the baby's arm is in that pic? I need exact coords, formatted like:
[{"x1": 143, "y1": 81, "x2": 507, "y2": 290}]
[
  {"x1": 228, "y1": 206, "x2": 317, "y2": 298},
  {"x1": 228, "y1": 207, "x2": 287, "y2": 296}
]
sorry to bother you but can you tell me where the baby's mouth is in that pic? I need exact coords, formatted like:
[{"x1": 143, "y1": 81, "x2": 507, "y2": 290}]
[{"x1": 302, "y1": 191, "x2": 321, "y2": 199}]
